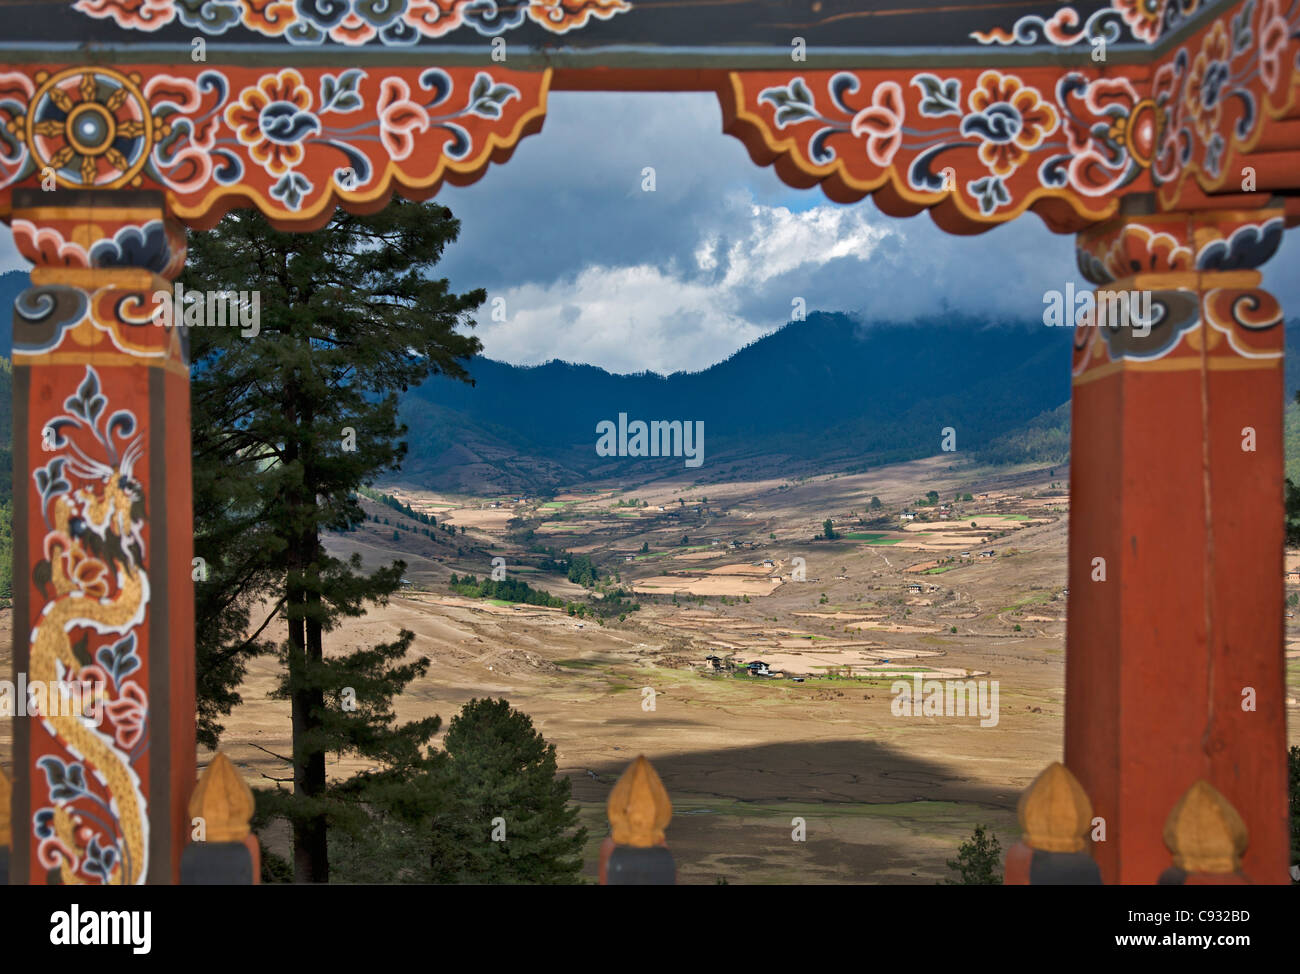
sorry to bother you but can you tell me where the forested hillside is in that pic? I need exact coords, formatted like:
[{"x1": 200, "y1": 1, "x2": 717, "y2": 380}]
[{"x1": 399, "y1": 311, "x2": 1074, "y2": 491}]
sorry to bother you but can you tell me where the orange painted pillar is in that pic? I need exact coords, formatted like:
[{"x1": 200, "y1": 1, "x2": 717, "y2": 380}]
[
  {"x1": 1067, "y1": 206, "x2": 1291, "y2": 884},
  {"x1": 8, "y1": 188, "x2": 194, "y2": 884}
]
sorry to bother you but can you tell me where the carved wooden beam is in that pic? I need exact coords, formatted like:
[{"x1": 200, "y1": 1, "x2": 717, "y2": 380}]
[
  {"x1": 1152, "y1": 0, "x2": 1300, "y2": 210},
  {"x1": 0, "y1": 64, "x2": 551, "y2": 231}
]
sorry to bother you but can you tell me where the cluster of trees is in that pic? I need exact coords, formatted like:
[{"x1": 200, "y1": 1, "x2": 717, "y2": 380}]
[
  {"x1": 584, "y1": 588, "x2": 641, "y2": 620},
  {"x1": 359, "y1": 486, "x2": 437, "y2": 526},
  {"x1": 524, "y1": 542, "x2": 574, "y2": 576},
  {"x1": 370, "y1": 513, "x2": 458, "y2": 540},
  {"x1": 566, "y1": 553, "x2": 599, "y2": 587},
  {"x1": 445, "y1": 571, "x2": 639, "y2": 622},
  {"x1": 448, "y1": 572, "x2": 566, "y2": 608},
  {"x1": 972, "y1": 401, "x2": 1070, "y2": 466}
]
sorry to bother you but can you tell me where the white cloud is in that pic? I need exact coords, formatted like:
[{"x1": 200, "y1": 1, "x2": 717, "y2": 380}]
[
  {"x1": 477, "y1": 263, "x2": 761, "y2": 375},
  {"x1": 717, "y1": 201, "x2": 890, "y2": 291},
  {"x1": 474, "y1": 196, "x2": 898, "y2": 373}
]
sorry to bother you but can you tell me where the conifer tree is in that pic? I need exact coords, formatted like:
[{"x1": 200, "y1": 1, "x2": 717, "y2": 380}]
[
  {"x1": 427, "y1": 698, "x2": 587, "y2": 884},
  {"x1": 187, "y1": 198, "x2": 484, "y2": 882}
]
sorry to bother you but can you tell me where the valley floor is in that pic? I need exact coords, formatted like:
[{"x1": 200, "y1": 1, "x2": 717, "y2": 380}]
[{"x1": 2, "y1": 455, "x2": 1297, "y2": 883}]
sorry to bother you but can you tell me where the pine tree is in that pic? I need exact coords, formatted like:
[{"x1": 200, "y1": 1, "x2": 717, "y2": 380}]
[
  {"x1": 427, "y1": 698, "x2": 587, "y2": 884},
  {"x1": 186, "y1": 198, "x2": 484, "y2": 882}
]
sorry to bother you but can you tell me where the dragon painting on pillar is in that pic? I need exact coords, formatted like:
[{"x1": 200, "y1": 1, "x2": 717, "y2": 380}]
[
  {"x1": 28, "y1": 363, "x2": 150, "y2": 885},
  {"x1": 6, "y1": 201, "x2": 189, "y2": 885}
]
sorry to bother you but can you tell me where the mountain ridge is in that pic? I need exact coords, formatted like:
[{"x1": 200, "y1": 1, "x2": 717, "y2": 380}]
[{"x1": 396, "y1": 311, "x2": 1073, "y2": 492}]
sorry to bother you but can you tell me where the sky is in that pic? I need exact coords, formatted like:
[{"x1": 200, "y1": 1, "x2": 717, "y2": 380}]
[{"x1": 3, "y1": 91, "x2": 1297, "y2": 376}]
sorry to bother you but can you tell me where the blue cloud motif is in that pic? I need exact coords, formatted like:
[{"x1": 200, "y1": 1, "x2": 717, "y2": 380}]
[
  {"x1": 295, "y1": 0, "x2": 353, "y2": 30},
  {"x1": 174, "y1": 0, "x2": 243, "y2": 33},
  {"x1": 1196, "y1": 218, "x2": 1284, "y2": 272},
  {"x1": 89, "y1": 221, "x2": 171, "y2": 273},
  {"x1": 463, "y1": 0, "x2": 530, "y2": 36},
  {"x1": 13, "y1": 286, "x2": 89, "y2": 356},
  {"x1": 960, "y1": 104, "x2": 1023, "y2": 145},
  {"x1": 260, "y1": 103, "x2": 322, "y2": 145}
]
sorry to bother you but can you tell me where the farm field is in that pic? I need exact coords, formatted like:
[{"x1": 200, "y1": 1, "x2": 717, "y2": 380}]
[{"x1": 2, "y1": 455, "x2": 1295, "y2": 884}]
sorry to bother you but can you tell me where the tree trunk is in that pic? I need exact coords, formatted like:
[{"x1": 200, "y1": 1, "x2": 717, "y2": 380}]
[
  {"x1": 287, "y1": 581, "x2": 314, "y2": 883},
  {"x1": 285, "y1": 381, "x2": 329, "y2": 883},
  {"x1": 300, "y1": 584, "x2": 328, "y2": 882}
]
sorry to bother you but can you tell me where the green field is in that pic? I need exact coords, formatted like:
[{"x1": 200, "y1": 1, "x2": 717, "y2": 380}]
[
  {"x1": 997, "y1": 591, "x2": 1056, "y2": 613},
  {"x1": 637, "y1": 545, "x2": 711, "y2": 560},
  {"x1": 844, "y1": 532, "x2": 904, "y2": 545}
]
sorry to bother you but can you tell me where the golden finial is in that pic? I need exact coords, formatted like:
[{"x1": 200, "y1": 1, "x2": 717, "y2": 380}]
[
  {"x1": 0, "y1": 765, "x2": 11, "y2": 846},
  {"x1": 1017, "y1": 761, "x2": 1092, "y2": 853},
  {"x1": 1163, "y1": 780, "x2": 1248, "y2": 874},
  {"x1": 607, "y1": 755, "x2": 672, "y2": 847},
  {"x1": 189, "y1": 752, "x2": 255, "y2": 843}
]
